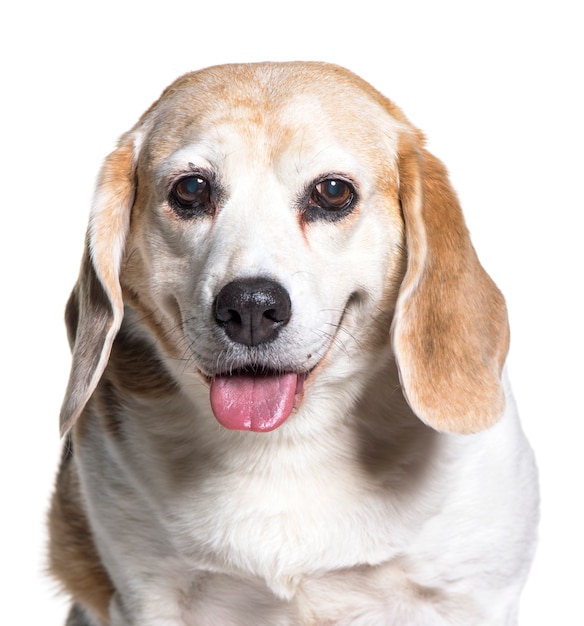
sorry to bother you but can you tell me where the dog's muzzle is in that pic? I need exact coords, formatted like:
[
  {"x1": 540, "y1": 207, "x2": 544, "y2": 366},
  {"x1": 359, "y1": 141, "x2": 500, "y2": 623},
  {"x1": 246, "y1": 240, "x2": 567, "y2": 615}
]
[{"x1": 209, "y1": 278, "x2": 304, "y2": 432}]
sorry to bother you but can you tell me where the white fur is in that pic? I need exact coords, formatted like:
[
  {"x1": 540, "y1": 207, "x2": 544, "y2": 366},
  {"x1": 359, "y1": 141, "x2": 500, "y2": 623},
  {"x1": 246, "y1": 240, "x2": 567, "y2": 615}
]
[{"x1": 78, "y1": 354, "x2": 537, "y2": 624}]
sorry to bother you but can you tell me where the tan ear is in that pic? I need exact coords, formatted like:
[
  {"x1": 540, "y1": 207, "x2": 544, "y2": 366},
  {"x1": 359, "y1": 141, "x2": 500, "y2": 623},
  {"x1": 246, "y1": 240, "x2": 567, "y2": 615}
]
[
  {"x1": 392, "y1": 139, "x2": 510, "y2": 434},
  {"x1": 59, "y1": 136, "x2": 137, "y2": 436}
]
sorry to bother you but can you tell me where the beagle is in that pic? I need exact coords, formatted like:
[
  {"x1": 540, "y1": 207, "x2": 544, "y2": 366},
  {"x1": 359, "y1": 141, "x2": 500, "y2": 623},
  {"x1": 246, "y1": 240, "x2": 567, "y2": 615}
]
[{"x1": 48, "y1": 62, "x2": 539, "y2": 625}]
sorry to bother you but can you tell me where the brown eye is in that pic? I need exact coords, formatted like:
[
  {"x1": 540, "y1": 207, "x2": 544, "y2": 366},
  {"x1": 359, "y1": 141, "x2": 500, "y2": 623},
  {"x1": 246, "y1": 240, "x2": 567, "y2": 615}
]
[
  {"x1": 310, "y1": 179, "x2": 354, "y2": 212},
  {"x1": 170, "y1": 175, "x2": 211, "y2": 217}
]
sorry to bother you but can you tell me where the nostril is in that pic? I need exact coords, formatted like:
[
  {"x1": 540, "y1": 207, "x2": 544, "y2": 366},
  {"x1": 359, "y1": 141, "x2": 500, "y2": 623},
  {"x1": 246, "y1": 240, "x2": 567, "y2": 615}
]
[
  {"x1": 216, "y1": 306, "x2": 241, "y2": 325},
  {"x1": 214, "y1": 278, "x2": 292, "y2": 347},
  {"x1": 264, "y1": 308, "x2": 279, "y2": 322}
]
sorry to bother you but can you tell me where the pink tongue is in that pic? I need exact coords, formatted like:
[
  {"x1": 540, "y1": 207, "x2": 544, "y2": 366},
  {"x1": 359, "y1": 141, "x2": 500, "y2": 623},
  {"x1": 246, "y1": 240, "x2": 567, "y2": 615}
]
[{"x1": 210, "y1": 372, "x2": 299, "y2": 432}]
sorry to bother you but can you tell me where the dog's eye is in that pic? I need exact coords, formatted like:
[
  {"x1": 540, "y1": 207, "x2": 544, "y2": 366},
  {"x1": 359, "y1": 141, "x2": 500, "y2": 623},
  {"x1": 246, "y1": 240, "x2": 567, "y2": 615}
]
[
  {"x1": 169, "y1": 176, "x2": 211, "y2": 217},
  {"x1": 309, "y1": 179, "x2": 355, "y2": 213}
]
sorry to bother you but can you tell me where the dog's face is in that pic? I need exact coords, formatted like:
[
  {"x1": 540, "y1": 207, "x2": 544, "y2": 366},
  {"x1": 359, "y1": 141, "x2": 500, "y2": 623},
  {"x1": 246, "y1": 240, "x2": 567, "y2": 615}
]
[
  {"x1": 61, "y1": 62, "x2": 509, "y2": 437},
  {"x1": 122, "y1": 65, "x2": 406, "y2": 432}
]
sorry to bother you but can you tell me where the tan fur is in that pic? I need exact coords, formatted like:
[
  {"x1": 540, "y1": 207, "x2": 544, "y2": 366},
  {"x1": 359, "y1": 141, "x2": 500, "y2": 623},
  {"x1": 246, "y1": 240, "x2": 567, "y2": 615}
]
[
  {"x1": 59, "y1": 140, "x2": 136, "y2": 436},
  {"x1": 392, "y1": 138, "x2": 509, "y2": 433},
  {"x1": 48, "y1": 445, "x2": 114, "y2": 621}
]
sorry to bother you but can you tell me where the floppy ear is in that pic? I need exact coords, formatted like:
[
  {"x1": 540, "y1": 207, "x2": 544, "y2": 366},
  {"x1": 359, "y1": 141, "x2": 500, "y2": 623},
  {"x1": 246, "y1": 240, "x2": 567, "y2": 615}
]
[
  {"x1": 392, "y1": 139, "x2": 510, "y2": 434},
  {"x1": 59, "y1": 135, "x2": 138, "y2": 436}
]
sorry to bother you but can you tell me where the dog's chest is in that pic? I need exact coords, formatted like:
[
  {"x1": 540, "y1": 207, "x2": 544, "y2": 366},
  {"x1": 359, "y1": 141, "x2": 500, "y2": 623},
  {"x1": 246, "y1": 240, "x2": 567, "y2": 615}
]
[
  {"x1": 137, "y1": 446, "x2": 444, "y2": 624},
  {"x1": 88, "y1": 391, "x2": 451, "y2": 622},
  {"x1": 165, "y1": 449, "x2": 411, "y2": 596},
  {"x1": 126, "y1": 418, "x2": 429, "y2": 604}
]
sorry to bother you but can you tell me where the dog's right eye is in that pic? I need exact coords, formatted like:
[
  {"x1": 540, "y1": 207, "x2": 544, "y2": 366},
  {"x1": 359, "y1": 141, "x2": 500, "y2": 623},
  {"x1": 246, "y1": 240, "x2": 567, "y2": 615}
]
[{"x1": 169, "y1": 176, "x2": 211, "y2": 217}]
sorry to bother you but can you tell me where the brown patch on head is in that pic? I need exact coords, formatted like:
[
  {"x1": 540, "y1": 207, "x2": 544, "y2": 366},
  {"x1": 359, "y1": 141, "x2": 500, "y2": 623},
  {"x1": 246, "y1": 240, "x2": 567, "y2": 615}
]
[
  {"x1": 48, "y1": 443, "x2": 113, "y2": 621},
  {"x1": 133, "y1": 62, "x2": 412, "y2": 172}
]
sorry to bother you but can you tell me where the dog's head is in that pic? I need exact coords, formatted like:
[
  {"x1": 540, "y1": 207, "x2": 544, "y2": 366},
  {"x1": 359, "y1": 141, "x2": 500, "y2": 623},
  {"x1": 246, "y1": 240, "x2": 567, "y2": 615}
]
[{"x1": 60, "y1": 62, "x2": 509, "y2": 437}]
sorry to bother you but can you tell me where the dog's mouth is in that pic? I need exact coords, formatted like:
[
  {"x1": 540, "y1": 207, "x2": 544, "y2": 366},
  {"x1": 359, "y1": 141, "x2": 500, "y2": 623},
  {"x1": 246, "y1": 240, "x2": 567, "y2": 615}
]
[
  {"x1": 199, "y1": 291, "x2": 358, "y2": 432},
  {"x1": 208, "y1": 367, "x2": 307, "y2": 433}
]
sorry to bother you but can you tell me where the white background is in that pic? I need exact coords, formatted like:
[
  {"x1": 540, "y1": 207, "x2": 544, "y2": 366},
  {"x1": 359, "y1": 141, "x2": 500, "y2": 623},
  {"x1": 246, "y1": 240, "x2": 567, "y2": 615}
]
[{"x1": 1, "y1": 1, "x2": 582, "y2": 624}]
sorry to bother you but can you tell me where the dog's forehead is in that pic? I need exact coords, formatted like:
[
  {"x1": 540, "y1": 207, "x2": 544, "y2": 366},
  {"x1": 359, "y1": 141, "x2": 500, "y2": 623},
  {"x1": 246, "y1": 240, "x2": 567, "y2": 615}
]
[{"x1": 138, "y1": 62, "x2": 408, "y2": 171}]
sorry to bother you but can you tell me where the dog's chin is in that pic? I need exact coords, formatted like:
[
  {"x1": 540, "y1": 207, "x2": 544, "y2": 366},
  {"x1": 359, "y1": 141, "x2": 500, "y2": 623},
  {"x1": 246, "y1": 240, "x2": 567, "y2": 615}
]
[{"x1": 200, "y1": 366, "x2": 307, "y2": 433}]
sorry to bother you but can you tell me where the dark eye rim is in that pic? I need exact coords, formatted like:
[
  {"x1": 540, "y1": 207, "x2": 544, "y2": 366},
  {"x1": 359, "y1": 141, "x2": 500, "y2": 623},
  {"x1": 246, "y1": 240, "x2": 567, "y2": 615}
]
[
  {"x1": 168, "y1": 169, "x2": 216, "y2": 218},
  {"x1": 302, "y1": 175, "x2": 358, "y2": 222}
]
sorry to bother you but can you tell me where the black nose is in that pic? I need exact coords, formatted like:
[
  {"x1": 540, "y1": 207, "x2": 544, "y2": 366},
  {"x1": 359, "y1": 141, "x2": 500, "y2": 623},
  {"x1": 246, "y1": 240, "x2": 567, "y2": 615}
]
[{"x1": 214, "y1": 278, "x2": 292, "y2": 346}]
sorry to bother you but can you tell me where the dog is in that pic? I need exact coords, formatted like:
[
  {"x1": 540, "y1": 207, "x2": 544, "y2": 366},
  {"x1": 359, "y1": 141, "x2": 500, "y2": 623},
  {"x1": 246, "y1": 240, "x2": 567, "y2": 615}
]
[{"x1": 48, "y1": 62, "x2": 539, "y2": 625}]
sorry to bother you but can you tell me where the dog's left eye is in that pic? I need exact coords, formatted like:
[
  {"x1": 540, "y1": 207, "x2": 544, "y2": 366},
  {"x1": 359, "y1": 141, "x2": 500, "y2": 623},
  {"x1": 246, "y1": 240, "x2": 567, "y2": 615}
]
[
  {"x1": 309, "y1": 179, "x2": 355, "y2": 213},
  {"x1": 169, "y1": 175, "x2": 211, "y2": 217}
]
